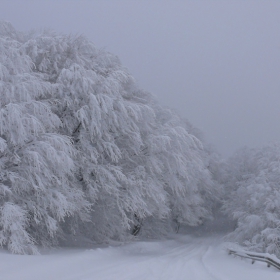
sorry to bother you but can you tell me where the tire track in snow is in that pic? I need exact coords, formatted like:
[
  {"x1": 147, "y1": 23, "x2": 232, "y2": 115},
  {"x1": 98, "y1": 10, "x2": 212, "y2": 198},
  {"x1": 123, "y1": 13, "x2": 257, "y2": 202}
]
[
  {"x1": 201, "y1": 244, "x2": 229, "y2": 280},
  {"x1": 86, "y1": 238, "x2": 219, "y2": 280},
  {"x1": 130, "y1": 237, "x2": 222, "y2": 280}
]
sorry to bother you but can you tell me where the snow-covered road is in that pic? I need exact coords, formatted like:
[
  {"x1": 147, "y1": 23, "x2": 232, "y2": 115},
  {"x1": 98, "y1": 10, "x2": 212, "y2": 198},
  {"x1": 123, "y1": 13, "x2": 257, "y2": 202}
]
[{"x1": 0, "y1": 235, "x2": 279, "y2": 280}]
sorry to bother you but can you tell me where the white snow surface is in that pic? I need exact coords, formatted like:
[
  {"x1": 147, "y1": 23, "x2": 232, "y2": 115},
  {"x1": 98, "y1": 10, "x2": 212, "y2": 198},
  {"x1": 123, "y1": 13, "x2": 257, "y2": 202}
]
[{"x1": 1, "y1": 234, "x2": 279, "y2": 280}]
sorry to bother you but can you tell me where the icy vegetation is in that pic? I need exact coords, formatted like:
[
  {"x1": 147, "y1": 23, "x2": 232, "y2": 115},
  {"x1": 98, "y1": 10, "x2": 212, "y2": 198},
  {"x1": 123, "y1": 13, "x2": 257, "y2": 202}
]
[{"x1": 0, "y1": 22, "x2": 220, "y2": 254}]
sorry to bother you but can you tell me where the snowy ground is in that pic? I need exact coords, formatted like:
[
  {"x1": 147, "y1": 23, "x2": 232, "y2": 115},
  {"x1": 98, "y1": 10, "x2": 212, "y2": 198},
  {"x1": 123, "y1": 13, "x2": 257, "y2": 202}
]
[{"x1": 1, "y1": 234, "x2": 279, "y2": 280}]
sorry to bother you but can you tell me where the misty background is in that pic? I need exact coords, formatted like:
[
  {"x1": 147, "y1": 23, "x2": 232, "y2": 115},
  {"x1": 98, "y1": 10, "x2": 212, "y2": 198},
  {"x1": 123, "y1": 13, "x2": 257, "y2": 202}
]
[{"x1": 1, "y1": 0, "x2": 280, "y2": 157}]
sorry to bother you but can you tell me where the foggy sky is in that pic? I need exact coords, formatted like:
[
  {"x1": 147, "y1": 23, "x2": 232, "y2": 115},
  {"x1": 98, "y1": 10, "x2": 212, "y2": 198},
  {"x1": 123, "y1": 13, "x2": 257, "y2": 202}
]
[{"x1": 1, "y1": 0, "x2": 280, "y2": 157}]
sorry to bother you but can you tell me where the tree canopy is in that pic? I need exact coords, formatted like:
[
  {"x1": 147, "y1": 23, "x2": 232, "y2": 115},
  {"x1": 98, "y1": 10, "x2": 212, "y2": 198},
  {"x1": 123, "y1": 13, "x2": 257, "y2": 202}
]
[
  {"x1": 0, "y1": 21, "x2": 218, "y2": 254},
  {"x1": 222, "y1": 144, "x2": 280, "y2": 257}
]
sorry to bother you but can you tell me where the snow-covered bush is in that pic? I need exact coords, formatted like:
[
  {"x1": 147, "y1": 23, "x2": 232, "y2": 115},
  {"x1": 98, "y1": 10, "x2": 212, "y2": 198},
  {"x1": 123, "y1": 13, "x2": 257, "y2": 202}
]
[
  {"x1": 0, "y1": 21, "x2": 218, "y2": 253},
  {"x1": 223, "y1": 144, "x2": 280, "y2": 256}
]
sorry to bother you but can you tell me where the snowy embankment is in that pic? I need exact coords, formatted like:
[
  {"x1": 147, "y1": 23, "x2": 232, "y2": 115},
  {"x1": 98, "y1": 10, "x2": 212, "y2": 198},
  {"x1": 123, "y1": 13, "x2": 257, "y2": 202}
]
[{"x1": 1, "y1": 235, "x2": 279, "y2": 280}]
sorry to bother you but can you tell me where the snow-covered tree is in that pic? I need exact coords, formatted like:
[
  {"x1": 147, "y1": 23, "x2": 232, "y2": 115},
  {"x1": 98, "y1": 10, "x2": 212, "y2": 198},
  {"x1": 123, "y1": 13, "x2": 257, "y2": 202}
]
[
  {"x1": 136, "y1": 105, "x2": 218, "y2": 236},
  {"x1": 0, "y1": 22, "x2": 88, "y2": 254},
  {"x1": 223, "y1": 144, "x2": 280, "y2": 257},
  {"x1": 21, "y1": 32, "x2": 161, "y2": 240},
  {"x1": 0, "y1": 21, "x2": 219, "y2": 253}
]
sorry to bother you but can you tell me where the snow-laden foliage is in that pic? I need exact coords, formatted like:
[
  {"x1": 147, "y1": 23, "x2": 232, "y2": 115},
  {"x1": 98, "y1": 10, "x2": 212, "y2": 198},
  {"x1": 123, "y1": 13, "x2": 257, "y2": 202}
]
[
  {"x1": 0, "y1": 21, "x2": 218, "y2": 253},
  {"x1": 223, "y1": 144, "x2": 280, "y2": 257},
  {"x1": 0, "y1": 23, "x2": 88, "y2": 254}
]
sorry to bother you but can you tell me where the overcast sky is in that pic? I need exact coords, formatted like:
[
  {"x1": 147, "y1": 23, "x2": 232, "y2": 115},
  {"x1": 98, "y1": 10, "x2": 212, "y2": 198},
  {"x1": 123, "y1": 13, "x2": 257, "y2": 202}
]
[{"x1": 1, "y1": 0, "x2": 280, "y2": 157}]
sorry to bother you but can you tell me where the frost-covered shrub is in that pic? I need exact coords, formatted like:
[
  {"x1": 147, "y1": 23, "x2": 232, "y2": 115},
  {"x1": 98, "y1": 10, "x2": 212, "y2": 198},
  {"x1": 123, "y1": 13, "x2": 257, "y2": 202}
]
[{"x1": 223, "y1": 144, "x2": 280, "y2": 256}]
